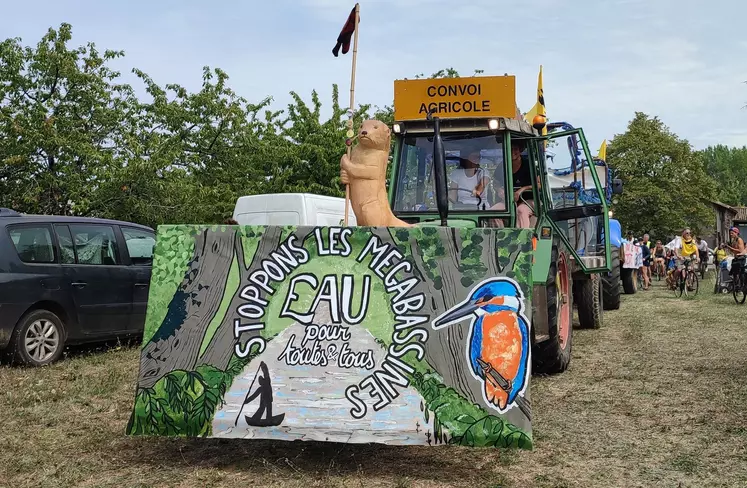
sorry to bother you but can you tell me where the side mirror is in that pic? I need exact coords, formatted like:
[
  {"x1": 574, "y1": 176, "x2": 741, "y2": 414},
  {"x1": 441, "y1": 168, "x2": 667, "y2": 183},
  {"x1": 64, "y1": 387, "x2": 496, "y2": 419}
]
[{"x1": 611, "y1": 178, "x2": 623, "y2": 195}]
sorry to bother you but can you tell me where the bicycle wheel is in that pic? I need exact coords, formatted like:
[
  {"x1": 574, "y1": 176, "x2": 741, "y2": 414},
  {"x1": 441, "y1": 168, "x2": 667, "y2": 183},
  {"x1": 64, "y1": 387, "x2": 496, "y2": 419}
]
[
  {"x1": 687, "y1": 270, "x2": 699, "y2": 296},
  {"x1": 675, "y1": 273, "x2": 684, "y2": 297},
  {"x1": 734, "y1": 275, "x2": 746, "y2": 304}
]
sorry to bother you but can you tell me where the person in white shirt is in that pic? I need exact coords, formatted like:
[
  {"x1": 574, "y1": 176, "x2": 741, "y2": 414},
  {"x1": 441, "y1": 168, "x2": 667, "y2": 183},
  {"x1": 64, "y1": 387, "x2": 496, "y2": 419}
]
[
  {"x1": 448, "y1": 151, "x2": 489, "y2": 206},
  {"x1": 696, "y1": 237, "x2": 709, "y2": 264}
]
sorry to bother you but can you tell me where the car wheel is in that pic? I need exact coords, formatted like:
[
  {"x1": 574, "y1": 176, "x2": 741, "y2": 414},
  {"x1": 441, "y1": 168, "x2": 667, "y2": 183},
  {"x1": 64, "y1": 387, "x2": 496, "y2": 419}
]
[{"x1": 9, "y1": 310, "x2": 66, "y2": 366}]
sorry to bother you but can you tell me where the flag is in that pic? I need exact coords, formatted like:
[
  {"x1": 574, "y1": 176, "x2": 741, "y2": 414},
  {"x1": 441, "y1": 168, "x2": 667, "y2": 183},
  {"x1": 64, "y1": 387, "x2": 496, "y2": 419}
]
[
  {"x1": 536, "y1": 65, "x2": 546, "y2": 118},
  {"x1": 523, "y1": 101, "x2": 540, "y2": 125},
  {"x1": 523, "y1": 65, "x2": 546, "y2": 136},
  {"x1": 598, "y1": 140, "x2": 607, "y2": 161},
  {"x1": 332, "y1": 6, "x2": 358, "y2": 57}
]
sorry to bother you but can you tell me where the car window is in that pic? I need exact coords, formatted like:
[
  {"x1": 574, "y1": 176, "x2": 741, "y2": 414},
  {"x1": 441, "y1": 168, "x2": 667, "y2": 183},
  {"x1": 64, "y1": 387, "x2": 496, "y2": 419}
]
[
  {"x1": 54, "y1": 225, "x2": 76, "y2": 264},
  {"x1": 122, "y1": 227, "x2": 156, "y2": 266},
  {"x1": 9, "y1": 226, "x2": 56, "y2": 263},
  {"x1": 70, "y1": 225, "x2": 119, "y2": 265}
]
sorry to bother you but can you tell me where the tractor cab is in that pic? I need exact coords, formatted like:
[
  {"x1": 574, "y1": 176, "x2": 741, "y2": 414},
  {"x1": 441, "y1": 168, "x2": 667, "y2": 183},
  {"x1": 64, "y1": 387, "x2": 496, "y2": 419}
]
[
  {"x1": 387, "y1": 75, "x2": 611, "y2": 275},
  {"x1": 390, "y1": 115, "x2": 537, "y2": 230}
]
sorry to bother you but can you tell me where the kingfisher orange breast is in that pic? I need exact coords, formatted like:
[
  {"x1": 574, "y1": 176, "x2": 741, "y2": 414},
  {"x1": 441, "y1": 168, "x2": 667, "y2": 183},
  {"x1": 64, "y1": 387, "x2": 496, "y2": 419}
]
[{"x1": 481, "y1": 311, "x2": 522, "y2": 408}]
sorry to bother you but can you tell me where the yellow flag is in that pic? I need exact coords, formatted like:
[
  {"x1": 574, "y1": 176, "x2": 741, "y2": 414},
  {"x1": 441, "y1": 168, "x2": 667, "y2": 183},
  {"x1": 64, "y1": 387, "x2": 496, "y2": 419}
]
[
  {"x1": 537, "y1": 65, "x2": 546, "y2": 119},
  {"x1": 523, "y1": 101, "x2": 540, "y2": 125},
  {"x1": 598, "y1": 139, "x2": 607, "y2": 161}
]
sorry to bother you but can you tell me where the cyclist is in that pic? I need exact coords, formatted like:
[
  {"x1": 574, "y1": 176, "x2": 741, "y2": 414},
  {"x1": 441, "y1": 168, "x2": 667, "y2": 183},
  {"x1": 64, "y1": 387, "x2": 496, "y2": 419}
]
[
  {"x1": 675, "y1": 228, "x2": 699, "y2": 287},
  {"x1": 653, "y1": 240, "x2": 666, "y2": 277},
  {"x1": 696, "y1": 237, "x2": 709, "y2": 268},
  {"x1": 727, "y1": 227, "x2": 746, "y2": 281}
]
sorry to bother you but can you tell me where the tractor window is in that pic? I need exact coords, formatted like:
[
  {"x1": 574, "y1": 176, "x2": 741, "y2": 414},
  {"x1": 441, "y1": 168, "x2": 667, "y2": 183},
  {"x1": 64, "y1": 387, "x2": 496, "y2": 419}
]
[{"x1": 394, "y1": 134, "x2": 507, "y2": 213}]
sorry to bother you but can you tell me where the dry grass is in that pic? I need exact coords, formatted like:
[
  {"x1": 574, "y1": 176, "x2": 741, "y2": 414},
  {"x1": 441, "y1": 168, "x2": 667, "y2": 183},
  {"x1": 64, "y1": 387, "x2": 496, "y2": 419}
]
[{"x1": 2, "y1": 277, "x2": 747, "y2": 488}]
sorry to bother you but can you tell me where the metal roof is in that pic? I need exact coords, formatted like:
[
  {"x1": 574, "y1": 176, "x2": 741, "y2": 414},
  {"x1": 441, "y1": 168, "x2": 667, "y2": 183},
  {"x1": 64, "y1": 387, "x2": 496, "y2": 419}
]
[{"x1": 708, "y1": 200, "x2": 738, "y2": 213}]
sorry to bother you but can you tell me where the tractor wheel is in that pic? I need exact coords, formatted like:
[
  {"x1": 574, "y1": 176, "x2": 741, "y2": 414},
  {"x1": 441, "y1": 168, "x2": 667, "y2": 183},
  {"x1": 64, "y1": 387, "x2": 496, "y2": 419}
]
[
  {"x1": 602, "y1": 246, "x2": 622, "y2": 310},
  {"x1": 621, "y1": 267, "x2": 636, "y2": 294},
  {"x1": 532, "y1": 245, "x2": 573, "y2": 375},
  {"x1": 575, "y1": 274, "x2": 603, "y2": 329}
]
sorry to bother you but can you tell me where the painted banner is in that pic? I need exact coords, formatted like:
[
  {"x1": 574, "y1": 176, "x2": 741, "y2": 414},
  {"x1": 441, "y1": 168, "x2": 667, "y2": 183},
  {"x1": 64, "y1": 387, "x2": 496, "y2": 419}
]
[{"x1": 127, "y1": 225, "x2": 535, "y2": 449}]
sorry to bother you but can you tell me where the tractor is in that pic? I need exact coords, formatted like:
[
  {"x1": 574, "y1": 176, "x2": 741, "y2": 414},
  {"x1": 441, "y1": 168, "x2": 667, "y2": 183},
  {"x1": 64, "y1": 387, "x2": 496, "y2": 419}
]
[
  {"x1": 387, "y1": 75, "x2": 620, "y2": 374},
  {"x1": 545, "y1": 121, "x2": 627, "y2": 308}
]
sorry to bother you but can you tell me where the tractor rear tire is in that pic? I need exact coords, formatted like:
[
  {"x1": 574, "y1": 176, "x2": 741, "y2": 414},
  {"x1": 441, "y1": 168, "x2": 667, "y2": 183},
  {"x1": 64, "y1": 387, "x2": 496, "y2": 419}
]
[
  {"x1": 602, "y1": 246, "x2": 622, "y2": 310},
  {"x1": 575, "y1": 274, "x2": 603, "y2": 329},
  {"x1": 532, "y1": 245, "x2": 573, "y2": 375},
  {"x1": 621, "y1": 267, "x2": 636, "y2": 295}
]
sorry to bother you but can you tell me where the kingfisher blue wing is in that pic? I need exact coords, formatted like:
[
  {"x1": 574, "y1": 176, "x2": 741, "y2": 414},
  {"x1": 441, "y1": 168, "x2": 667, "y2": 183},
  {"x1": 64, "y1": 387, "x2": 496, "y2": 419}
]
[{"x1": 434, "y1": 278, "x2": 530, "y2": 412}]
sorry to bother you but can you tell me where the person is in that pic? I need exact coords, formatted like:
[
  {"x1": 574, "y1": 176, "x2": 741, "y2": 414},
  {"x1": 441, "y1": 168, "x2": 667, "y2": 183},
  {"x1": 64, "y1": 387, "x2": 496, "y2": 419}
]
[
  {"x1": 449, "y1": 150, "x2": 490, "y2": 206},
  {"x1": 726, "y1": 227, "x2": 746, "y2": 281},
  {"x1": 653, "y1": 240, "x2": 666, "y2": 277},
  {"x1": 509, "y1": 140, "x2": 534, "y2": 228},
  {"x1": 642, "y1": 234, "x2": 653, "y2": 250},
  {"x1": 696, "y1": 237, "x2": 709, "y2": 266},
  {"x1": 674, "y1": 228, "x2": 699, "y2": 287},
  {"x1": 665, "y1": 249, "x2": 678, "y2": 289},
  {"x1": 714, "y1": 243, "x2": 727, "y2": 267},
  {"x1": 639, "y1": 238, "x2": 651, "y2": 290},
  {"x1": 224, "y1": 218, "x2": 239, "y2": 225}
]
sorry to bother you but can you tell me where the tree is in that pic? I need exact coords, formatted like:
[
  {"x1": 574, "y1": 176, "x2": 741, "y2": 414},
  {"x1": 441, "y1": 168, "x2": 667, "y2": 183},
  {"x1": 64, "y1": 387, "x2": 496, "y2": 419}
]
[
  {"x1": 607, "y1": 112, "x2": 717, "y2": 238},
  {"x1": 0, "y1": 23, "x2": 139, "y2": 215},
  {"x1": 697, "y1": 145, "x2": 747, "y2": 206}
]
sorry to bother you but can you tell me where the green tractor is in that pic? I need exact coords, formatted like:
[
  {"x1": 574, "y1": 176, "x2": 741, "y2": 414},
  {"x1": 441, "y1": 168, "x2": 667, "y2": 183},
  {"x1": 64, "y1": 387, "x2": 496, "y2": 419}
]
[{"x1": 387, "y1": 75, "x2": 618, "y2": 374}]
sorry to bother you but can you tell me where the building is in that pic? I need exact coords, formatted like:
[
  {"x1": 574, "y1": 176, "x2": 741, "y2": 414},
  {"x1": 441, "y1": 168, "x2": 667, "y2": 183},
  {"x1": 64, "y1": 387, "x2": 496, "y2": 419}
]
[
  {"x1": 706, "y1": 201, "x2": 737, "y2": 248},
  {"x1": 734, "y1": 207, "x2": 747, "y2": 237}
]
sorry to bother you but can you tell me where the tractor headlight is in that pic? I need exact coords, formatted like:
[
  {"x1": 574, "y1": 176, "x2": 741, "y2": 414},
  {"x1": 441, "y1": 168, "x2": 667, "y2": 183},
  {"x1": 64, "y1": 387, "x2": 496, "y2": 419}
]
[
  {"x1": 393, "y1": 123, "x2": 402, "y2": 134},
  {"x1": 488, "y1": 119, "x2": 499, "y2": 130}
]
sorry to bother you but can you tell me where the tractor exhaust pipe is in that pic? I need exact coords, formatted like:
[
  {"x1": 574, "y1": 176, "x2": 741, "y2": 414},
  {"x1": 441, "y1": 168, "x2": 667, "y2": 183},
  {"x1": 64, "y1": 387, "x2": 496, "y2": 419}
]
[{"x1": 428, "y1": 113, "x2": 448, "y2": 226}]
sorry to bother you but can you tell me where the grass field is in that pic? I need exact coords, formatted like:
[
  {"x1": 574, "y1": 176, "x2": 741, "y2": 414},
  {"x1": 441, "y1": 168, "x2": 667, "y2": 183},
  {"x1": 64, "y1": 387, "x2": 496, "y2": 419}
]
[{"x1": 2, "y1": 276, "x2": 746, "y2": 488}]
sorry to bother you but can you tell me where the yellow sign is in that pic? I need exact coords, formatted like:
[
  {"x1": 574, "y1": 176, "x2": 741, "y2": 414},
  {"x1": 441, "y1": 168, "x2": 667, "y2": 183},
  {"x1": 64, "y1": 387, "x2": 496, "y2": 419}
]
[{"x1": 393, "y1": 76, "x2": 516, "y2": 122}]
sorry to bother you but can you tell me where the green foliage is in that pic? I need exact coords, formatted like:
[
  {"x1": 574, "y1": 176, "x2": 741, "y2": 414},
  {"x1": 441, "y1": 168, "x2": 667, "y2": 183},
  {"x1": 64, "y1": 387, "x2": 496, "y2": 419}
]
[
  {"x1": 128, "y1": 342, "x2": 265, "y2": 437},
  {"x1": 411, "y1": 371, "x2": 531, "y2": 449},
  {"x1": 142, "y1": 225, "x2": 202, "y2": 345},
  {"x1": 0, "y1": 25, "x2": 384, "y2": 227},
  {"x1": 697, "y1": 145, "x2": 747, "y2": 206},
  {"x1": 458, "y1": 229, "x2": 488, "y2": 288},
  {"x1": 607, "y1": 112, "x2": 717, "y2": 238},
  {"x1": 128, "y1": 368, "x2": 224, "y2": 437},
  {"x1": 0, "y1": 23, "x2": 138, "y2": 216}
]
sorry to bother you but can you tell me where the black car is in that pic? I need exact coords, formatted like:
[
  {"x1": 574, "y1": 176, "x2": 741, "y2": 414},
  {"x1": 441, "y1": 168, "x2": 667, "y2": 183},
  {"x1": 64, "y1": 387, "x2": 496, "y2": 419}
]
[{"x1": 0, "y1": 208, "x2": 156, "y2": 366}]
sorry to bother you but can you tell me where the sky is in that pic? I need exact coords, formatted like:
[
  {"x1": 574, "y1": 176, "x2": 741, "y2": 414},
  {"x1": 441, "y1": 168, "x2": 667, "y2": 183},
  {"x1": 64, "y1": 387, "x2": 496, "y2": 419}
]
[{"x1": 2, "y1": 0, "x2": 746, "y2": 150}]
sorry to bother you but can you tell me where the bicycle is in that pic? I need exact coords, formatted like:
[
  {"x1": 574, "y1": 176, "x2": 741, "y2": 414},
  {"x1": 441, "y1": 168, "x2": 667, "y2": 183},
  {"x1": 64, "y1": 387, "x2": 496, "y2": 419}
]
[
  {"x1": 733, "y1": 259, "x2": 747, "y2": 305},
  {"x1": 698, "y1": 253, "x2": 707, "y2": 279},
  {"x1": 653, "y1": 259, "x2": 666, "y2": 281},
  {"x1": 674, "y1": 258, "x2": 699, "y2": 298}
]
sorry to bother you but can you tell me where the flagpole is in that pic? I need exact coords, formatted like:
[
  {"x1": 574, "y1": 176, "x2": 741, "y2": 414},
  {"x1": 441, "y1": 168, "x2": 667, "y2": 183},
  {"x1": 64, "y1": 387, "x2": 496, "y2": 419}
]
[{"x1": 344, "y1": 3, "x2": 360, "y2": 226}]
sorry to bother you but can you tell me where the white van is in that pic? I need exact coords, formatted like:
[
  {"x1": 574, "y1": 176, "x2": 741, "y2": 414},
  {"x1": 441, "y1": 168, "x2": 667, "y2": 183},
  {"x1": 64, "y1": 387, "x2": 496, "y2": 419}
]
[{"x1": 232, "y1": 193, "x2": 357, "y2": 226}]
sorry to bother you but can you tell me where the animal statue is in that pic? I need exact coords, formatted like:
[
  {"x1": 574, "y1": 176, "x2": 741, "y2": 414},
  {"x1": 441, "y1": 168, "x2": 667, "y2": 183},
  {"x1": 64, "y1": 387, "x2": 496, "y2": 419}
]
[
  {"x1": 432, "y1": 278, "x2": 530, "y2": 415},
  {"x1": 340, "y1": 119, "x2": 411, "y2": 227}
]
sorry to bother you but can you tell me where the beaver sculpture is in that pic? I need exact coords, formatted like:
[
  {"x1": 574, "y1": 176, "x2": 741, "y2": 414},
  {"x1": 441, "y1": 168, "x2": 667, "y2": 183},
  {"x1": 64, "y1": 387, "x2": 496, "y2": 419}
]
[{"x1": 340, "y1": 119, "x2": 411, "y2": 227}]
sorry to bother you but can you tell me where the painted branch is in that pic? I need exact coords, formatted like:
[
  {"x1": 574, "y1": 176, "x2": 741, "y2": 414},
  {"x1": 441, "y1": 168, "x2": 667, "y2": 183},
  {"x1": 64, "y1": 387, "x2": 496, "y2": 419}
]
[{"x1": 137, "y1": 228, "x2": 236, "y2": 389}]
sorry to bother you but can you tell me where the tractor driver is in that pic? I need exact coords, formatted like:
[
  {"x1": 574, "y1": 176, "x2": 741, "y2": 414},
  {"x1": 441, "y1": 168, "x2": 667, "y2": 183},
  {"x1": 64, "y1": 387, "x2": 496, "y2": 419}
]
[{"x1": 490, "y1": 139, "x2": 534, "y2": 228}]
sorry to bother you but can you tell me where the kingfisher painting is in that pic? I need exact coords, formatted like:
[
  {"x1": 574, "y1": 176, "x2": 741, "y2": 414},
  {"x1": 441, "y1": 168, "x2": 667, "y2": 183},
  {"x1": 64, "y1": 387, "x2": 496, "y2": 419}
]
[{"x1": 432, "y1": 278, "x2": 531, "y2": 417}]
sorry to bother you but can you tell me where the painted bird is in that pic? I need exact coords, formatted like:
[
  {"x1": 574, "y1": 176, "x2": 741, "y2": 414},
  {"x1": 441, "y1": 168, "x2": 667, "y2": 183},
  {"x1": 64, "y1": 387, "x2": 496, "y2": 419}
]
[{"x1": 433, "y1": 278, "x2": 530, "y2": 412}]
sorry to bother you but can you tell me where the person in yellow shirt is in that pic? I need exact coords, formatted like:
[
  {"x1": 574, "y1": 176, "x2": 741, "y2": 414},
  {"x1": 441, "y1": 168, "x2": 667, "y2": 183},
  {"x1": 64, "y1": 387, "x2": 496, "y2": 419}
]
[
  {"x1": 714, "y1": 244, "x2": 727, "y2": 266},
  {"x1": 675, "y1": 228, "x2": 699, "y2": 271}
]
